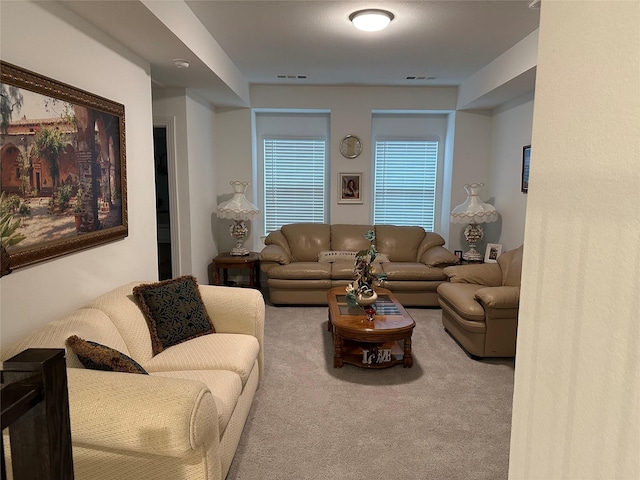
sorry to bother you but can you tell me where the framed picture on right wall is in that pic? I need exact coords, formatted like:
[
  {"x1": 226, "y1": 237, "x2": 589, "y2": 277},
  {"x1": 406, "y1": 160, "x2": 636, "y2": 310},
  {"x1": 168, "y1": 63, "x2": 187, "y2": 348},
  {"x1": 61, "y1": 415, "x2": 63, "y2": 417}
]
[{"x1": 522, "y1": 145, "x2": 531, "y2": 193}]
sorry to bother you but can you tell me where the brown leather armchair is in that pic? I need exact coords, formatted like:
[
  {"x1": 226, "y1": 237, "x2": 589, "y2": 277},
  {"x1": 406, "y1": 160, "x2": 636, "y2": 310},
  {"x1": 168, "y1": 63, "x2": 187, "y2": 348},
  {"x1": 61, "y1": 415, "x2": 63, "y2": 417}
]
[{"x1": 437, "y1": 245, "x2": 523, "y2": 358}]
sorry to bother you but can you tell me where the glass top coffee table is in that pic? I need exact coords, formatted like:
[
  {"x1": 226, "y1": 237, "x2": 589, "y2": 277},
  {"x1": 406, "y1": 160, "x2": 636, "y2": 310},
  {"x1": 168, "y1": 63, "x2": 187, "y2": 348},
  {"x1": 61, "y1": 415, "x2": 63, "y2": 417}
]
[{"x1": 327, "y1": 286, "x2": 415, "y2": 368}]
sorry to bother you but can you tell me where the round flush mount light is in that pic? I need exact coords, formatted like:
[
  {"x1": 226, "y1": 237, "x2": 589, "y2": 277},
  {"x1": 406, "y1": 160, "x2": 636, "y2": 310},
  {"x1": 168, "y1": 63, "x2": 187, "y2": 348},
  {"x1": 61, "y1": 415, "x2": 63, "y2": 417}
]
[
  {"x1": 349, "y1": 9, "x2": 394, "y2": 32},
  {"x1": 173, "y1": 59, "x2": 190, "y2": 69}
]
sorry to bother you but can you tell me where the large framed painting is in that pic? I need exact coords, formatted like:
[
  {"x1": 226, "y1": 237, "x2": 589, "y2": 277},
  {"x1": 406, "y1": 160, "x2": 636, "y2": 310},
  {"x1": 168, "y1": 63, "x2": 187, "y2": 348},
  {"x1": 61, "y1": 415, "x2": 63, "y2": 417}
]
[{"x1": 1, "y1": 61, "x2": 127, "y2": 275}]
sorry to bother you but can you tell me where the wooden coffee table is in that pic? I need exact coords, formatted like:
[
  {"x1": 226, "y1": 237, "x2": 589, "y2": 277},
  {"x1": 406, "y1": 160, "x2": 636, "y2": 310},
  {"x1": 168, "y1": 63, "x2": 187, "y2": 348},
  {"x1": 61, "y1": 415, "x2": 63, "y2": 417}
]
[{"x1": 327, "y1": 287, "x2": 415, "y2": 369}]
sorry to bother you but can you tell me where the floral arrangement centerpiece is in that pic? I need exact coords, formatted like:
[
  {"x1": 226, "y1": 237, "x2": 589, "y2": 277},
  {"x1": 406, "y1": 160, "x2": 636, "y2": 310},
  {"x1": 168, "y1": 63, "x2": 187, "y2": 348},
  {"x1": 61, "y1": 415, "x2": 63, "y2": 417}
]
[{"x1": 345, "y1": 230, "x2": 387, "y2": 309}]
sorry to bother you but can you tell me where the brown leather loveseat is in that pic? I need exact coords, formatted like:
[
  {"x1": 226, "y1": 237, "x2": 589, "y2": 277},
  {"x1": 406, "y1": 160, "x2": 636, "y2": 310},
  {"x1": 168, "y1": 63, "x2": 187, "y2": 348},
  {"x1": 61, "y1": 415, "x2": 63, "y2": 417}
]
[
  {"x1": 259, "y1": 223, "x2": 459, "y2": 306},
  {"x1": 437, "y1": 245, "x2": 523, "y2": 358}
]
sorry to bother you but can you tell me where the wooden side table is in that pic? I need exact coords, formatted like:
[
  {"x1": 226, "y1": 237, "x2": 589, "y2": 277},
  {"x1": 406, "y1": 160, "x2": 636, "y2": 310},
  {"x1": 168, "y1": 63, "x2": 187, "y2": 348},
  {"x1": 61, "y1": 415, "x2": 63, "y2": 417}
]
[{"x1": 212, "y1": 252, "x2": 260, "y2": 289}]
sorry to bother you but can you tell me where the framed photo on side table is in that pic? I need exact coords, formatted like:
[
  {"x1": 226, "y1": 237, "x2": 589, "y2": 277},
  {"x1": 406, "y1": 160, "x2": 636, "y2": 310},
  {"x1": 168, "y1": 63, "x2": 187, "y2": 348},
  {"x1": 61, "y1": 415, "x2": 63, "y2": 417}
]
[
  {"x1": 338, "y1": 173, "x2": 363, "y2": 204},
  {"x1": 484, "y1": 243, "x2": 502, "y2": 263}
]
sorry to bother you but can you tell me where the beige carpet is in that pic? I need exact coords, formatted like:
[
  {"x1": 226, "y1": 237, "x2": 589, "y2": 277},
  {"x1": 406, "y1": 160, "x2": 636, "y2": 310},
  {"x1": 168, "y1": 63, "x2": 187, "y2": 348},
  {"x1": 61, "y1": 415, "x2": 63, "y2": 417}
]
[{"x1": 226, "y1": 303, "x2": 515, "y2": 480}]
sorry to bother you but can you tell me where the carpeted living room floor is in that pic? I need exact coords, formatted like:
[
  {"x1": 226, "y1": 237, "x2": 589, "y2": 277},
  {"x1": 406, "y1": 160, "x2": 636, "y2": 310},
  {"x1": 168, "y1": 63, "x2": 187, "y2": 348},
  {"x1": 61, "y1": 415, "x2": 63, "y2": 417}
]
[{"x1": 226, "y1": 298, "x2": 515, "y2": 480}]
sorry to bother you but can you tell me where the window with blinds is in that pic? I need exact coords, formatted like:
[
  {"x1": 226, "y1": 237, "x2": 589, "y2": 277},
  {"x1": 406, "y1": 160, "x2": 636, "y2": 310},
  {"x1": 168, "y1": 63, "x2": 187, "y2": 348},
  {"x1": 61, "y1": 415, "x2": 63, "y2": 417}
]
[
  {"x1": 373, "y1": 139, "x2": 439, "y2": 231},
  {"x1": 263, "y1": 138, "x2": 327, "y2": 234}
]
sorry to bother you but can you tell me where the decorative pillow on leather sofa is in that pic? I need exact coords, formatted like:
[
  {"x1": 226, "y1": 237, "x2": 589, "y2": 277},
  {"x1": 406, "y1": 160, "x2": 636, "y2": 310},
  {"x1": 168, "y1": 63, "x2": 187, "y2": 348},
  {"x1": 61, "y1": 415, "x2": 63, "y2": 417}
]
[
  {"x1": 318, "y1": 251, "x2": 390, "y2": 263},
  {"x1": 66, "y1": 335, "x2": 148, "y2": 374},
  {"x1": 133, "y1": 276, "x2": 215, "y2": 355}
]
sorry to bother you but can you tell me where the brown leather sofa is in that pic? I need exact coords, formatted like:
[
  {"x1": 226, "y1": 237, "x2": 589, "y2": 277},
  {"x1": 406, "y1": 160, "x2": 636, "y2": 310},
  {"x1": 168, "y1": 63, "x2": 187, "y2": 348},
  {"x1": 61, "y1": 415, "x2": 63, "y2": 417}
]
[
  {"x1": 259, "y1": 223, "x2": 459, "y2": 306},
  {"x1": 437, "y1": 245, "x2": 523, "y2": 358}
]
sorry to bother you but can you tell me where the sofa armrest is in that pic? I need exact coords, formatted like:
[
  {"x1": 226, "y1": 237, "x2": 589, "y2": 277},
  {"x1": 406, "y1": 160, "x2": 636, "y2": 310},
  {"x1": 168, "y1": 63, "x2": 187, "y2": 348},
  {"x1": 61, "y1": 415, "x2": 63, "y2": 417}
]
[
  {"x1": 442, "y1": 264, "x2": 502, "y2": 286},
  {"x1": 259, "y1": 244, "x2": 291, "y2": 264},
  {"x1": 199, "y1": 285, "x2": 265, "y2": 376},
  {"x1": 474, "y1": 286, "x2": 520, "y2": 309},
  {"x1": 421, "y1": 245, "x2": 460, "y2": 267},
  {"x1": 67, "y1": 369, "x2": 219, "y2": 459}
]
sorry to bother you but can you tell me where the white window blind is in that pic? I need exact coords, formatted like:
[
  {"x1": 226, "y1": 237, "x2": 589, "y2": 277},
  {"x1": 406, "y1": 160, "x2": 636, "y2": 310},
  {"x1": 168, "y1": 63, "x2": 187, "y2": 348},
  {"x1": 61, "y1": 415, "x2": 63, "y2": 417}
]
[
  {"x1": 373, "y1": 139, "x2": 439, "y2": 231},
  {"x1": 263, "y1": 138, "x2": 326, "y2": 234}
]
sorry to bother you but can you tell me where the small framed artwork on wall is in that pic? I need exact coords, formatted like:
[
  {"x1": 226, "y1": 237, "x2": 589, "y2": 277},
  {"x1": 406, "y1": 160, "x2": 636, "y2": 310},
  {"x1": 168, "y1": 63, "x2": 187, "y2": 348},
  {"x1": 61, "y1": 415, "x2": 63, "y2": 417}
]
[
  {"x1": 522, "y1": 145, "x2": 531, "y2": 193},
  {"x1": 338, "y1": 173, "x2": 363, "y2": 204}
]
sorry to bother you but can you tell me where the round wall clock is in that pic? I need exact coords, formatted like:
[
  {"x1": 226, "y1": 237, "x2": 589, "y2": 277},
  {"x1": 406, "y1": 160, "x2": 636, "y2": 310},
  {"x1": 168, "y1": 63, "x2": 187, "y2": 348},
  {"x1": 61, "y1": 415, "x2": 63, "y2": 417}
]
[{"x1": 339, "y1": 134, "x2": 363, "y2": 159}]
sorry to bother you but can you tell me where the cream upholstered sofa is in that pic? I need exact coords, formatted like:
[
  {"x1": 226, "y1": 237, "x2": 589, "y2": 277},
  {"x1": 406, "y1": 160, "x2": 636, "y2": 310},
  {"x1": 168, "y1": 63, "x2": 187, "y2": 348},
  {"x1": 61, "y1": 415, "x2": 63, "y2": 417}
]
[
  {"x1": 259, "y1": 223, "x2": 459, "y2": 306},
  {"x1": 437, "y1": 245, "x2": 523, "y2": 358},
  {"x1": 1, "y1": 281, "x2": 264, "y2": 480}
]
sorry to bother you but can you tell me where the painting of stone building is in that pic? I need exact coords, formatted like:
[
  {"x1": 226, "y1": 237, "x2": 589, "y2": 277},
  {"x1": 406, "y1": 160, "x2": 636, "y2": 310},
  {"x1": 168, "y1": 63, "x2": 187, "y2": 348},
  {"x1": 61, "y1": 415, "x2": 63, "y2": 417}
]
[{"x1": 1, "y1": 62, "x2": 127, "y2": 272}]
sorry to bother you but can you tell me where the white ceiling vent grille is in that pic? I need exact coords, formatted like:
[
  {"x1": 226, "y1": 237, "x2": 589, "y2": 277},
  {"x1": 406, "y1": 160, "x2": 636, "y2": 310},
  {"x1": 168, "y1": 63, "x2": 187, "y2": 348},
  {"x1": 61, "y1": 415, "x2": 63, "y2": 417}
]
[
  {"x1": 405, "y1": 75, "x2": 438, "y2": 81},
  {"x1": 276, "y1": 74, "x2": 308, "y2": 79}
]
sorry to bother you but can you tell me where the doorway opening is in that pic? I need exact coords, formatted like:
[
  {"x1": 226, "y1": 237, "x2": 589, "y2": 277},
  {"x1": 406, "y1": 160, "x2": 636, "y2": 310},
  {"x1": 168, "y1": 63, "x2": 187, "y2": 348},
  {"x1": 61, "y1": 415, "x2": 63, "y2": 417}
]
[{"x1": 153, "y1": 126, "x2": 172, "y2": 280}]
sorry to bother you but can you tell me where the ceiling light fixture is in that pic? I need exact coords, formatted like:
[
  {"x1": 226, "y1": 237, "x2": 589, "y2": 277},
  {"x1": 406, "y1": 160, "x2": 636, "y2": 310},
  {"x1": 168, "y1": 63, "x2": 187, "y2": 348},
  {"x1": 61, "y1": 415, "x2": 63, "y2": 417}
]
[
  {"x1": 349, "y1": 9, "x2": 394, "y2": 32},
  {"x1": 173, "y1": 59, "x2": 190, "y2": 69}
]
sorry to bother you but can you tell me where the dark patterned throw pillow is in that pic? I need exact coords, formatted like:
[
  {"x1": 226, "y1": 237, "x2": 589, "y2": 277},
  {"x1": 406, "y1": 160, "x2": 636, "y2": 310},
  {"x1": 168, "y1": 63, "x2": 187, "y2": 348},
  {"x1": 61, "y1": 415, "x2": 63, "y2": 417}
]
[
  {"x1": 66, "y1": 335, "x2": 148, "y2": 374},
  {"x1": 132, "y1": 276, "x2": 215, "y2": 355}
]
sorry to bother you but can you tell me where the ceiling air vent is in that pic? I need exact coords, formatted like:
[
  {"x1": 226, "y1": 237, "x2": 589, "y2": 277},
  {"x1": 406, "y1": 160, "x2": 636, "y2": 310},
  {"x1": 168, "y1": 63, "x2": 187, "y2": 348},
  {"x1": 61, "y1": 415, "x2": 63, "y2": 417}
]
[
  {"x1": 276, "y1": 74, "x2": 308, "y2": 80},
  {"x1": 405, "y1": 76, "x2": 437, "y2": 81}
]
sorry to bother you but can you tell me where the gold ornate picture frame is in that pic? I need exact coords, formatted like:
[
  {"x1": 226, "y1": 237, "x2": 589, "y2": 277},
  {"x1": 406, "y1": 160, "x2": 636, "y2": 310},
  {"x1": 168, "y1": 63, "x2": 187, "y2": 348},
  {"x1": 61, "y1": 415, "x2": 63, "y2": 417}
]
[{"x1": 1, "y1": 62, "x2": 127, "y2": 274}]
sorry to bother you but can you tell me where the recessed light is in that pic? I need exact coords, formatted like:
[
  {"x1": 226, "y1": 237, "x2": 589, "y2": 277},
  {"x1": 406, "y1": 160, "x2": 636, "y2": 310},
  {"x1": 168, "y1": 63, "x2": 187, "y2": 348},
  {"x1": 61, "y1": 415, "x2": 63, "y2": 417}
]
[{"x1": 349, "y1": 9, "x2": 394, "y2": 32}]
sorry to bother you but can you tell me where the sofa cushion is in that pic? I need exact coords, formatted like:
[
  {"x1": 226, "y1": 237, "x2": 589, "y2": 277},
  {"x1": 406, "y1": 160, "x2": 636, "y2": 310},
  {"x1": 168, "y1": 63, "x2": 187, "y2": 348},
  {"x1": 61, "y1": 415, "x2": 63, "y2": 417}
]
[
  {"x1": 152, "y1": 369, "x2": 243, "y2": 437},
  {"x1": 133, "y1": 276, "x2": 215, "y2": 356},
  {"x1": 318, "y1": 250, "x2": 390, "y2": 263},
  {"x1": 331, "y1": 260, "x2": 385, "y2": 280},
  {"x1": 267, "y1": 262, "x2": 331, "y2": 280},
  {"x1": 66, "y1": 335, "x2": 148, "y2": 374},
  {"x1": 142, "y1": 333, "x2": 260, "y2": 386},
  {"x1": 381, "y1": 263, "x2": 448, "y2": 281},
  {"x1": 374, "y1": 225, "x2": 426, "y2": 262},
  {"x1": 329, "y1": 224, "x2": 372, "y2": 251},
  {"x1": 0, "y1": 308, "x2": 129, "y2": 369},
  {"x1": 281, "y1": 223, "x2": 330, "y2": 262}
]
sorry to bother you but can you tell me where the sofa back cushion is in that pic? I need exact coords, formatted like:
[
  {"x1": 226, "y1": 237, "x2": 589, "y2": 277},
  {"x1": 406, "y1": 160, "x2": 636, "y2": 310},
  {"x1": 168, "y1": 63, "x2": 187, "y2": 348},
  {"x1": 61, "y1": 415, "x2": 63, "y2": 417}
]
[
  {"x1": 281, "y1": 223, "x2": 330, "y2": 262},
  {"x1": 498, "y1": 245, "x2": 524, "y2": 287},
  {"x1": 84, "y1": 282, "x2": 157, "y2": 364},
  {"x1": 374, "y1": 225, "x2": 426, "y2": 262},
  {"x1": 330, "y1": 224, "x2": 373, "y2": 252},
  {"x1": 1, "y1": 308, "x2": 129, "y2": 369}
]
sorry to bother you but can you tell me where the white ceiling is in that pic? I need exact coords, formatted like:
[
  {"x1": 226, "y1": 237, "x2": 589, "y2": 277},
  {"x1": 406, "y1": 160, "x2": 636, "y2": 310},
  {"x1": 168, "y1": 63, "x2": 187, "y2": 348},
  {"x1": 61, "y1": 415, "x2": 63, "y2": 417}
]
[{"x1": 61, "y1": 0, "x2": 540, "y2": 108}]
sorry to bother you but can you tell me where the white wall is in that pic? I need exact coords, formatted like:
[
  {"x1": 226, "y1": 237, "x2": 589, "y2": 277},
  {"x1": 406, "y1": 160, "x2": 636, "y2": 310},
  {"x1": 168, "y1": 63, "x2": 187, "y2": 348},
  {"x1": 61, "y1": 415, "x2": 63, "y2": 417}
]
[
  {"x1": 214, "y1": 84, "x2": 487, "y2": 251},
  {"x1": 447, "y1": 110, "x2": 493, "y2": 253},
  {"x1": 509, "y1": 2, "x2": 639, "y2": 479},
  {"x1": 213, "y1": 107, "x2": 254, "y2": 253},
  {"x1": 185, "y1": 92, "x2": 218, "y2": 281},
  {"x1": 0, "y1": 1, "x2": 158, "y2": 348},
  {"x1": 152, "y1": 88, "x2": 192, "y2": 275},
  {"x1": 490, "y1": 92, "x2": 534, "y2": 252},
  {"x1": 152, "y1": 88, "x2": 219, "y2": 282}
]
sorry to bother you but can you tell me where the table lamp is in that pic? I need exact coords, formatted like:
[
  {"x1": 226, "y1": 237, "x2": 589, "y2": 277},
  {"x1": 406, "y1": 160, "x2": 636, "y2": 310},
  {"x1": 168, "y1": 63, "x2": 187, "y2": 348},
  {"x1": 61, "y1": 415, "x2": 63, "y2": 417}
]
[
  {"x1": 450, "y1": 183, "x2": 498, "y2": 261},
  {"x1": 216, "y1": 181, "x2": 259, "y2": 256}
]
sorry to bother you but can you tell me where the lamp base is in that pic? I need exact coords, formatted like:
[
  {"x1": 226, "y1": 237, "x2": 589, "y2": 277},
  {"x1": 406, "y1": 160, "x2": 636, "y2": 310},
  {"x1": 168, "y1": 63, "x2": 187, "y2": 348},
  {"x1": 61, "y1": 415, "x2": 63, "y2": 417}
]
[
  {"x1": 462, "y1": 248, "x2": 483, "y2": 262},
  {"x1": 462, "y1": 223, "x2": 484, "y2": 262},
  {"x1": 230, "y1": 246, "x2": 251, "y2": 256},
  {"x1": 230, "y1": 220, "x2": 250, "y2": 256}
]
